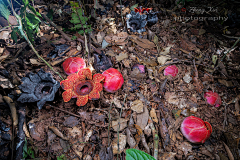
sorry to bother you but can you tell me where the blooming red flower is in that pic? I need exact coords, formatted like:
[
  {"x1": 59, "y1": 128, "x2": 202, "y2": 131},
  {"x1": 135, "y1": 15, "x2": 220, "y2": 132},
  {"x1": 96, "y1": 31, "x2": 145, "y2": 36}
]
[
  {"x1": 181, "y1": 116, "x2": 212, "y2": 144},
  {"x1": 204, "y1": 90, "x2": 222, "y2": 107},
  {"x1": 62, "y1": 57, "x2": 86, "y2": 75},
  {"x1": 164, "y1": 65, "x2": 178, "y2": 77},
  {"x1": 60, "y1": 68, "x2": 105, "y2": 106},
  {"x1": 134, "y1": 7, "x2": 152, "y2": 14}
]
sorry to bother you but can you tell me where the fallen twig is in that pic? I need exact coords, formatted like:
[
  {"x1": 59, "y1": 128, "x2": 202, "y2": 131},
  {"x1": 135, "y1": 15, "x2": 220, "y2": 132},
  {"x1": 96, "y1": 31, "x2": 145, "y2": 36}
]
[
  {"x1": 15, "y1": 103, "x2": 26, "y2": 160},
  {"x1": 149, "y1": 117, "x2": 159, "y2": 160},
  {"x1": 107, "y1": 102, "x2": 113, "y2": 146},
  {"x1": 41, "y1": 14, "x2": 71, "y2": 42},
  {"x1": 222, "y1": 142, "x2": 234, "y2": 160},
  {"x1": 50, "y1": 105, "x2": 82, "y2": 118},
  {"x1": 3, "y1": 96, "x2": 17, "y2": 160},
  {"x1": 117, "y1": 94, "x2": 127, "y2": 160}
]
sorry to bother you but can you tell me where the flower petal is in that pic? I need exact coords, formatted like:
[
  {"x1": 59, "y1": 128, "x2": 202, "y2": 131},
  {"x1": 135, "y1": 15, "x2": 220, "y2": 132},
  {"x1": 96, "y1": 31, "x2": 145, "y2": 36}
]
[
  {"x1": 78, "y1": 68, "x2": 92, "y2": 80},
  {"x1": 62, "y1": 90, "x2": 73, "y2": 102},
  {"x1": 76, "y1": 95, "x2": 89, "y2": 106},
  {"x1": 92, "y1": 82, "x2": 103, "y2": 92},
  {"x1": 60, "y1": 73, "x2": 79, "y2": 90},
  {"x1": 88, "y1": 91, "x2": 100, "y2": 100},
  {"x1": 18, "y1": 77, "x2": 37, "y2": 93},
  {"x1": 93, "y1": 74, "x2": 105, "y2": 83},
  {"x1": 17, "y1": 93, "x2": 39, "y2": 103}
]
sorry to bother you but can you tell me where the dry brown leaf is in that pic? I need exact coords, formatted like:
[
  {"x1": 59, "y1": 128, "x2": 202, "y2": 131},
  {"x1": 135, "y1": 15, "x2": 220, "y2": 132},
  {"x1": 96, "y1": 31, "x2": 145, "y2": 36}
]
[
  {"x1": 130, "y1": 35, "x2": 155, "y2": 49},
  {"x1": 131, "y1": 100, "x2": 144, "y2": 113},
  {"x1": 30, "y1": 59, "x2": 45, "y2": 66},
  {"x1": 180, "y1": 38, "x2": 197, "y2": 51},
  {"x1": 150, "y1": 108, "x2": 158, "y2": 123},
  {"x1": 116, "y1": 52, "x2": 128, "y2": 61},
  {"x1": 0, "y1": 30, "x2": 10, "y2": 40},
  {"x1": 0, "y1": 76, "x2": 14, "y2": 89},
  {"x1": 112, "y1": 134, "x2": 126, "y2": 155},
  {"x1": 104, "y1": 32, "x2": 128, "y2": 45},
  {"x1": 134, "y1": 124, "x2": 143, "y2": 147},
  {"x1": 136, "y1": 105, "x2": 149, "y2": 130},
  {"x1": 111, "y1": 118, "x2": 128, "y2": 131},
  {"x1": 126, "y1": 128, "x2": 137, "y2": 148},
  {"x1": 97, "y1": 32, "x2": 105, "y2": 43},
  {"x1": 165, "y1": 92, "x2": 179, "y2": 105},
  {"x1": 192, "y1": 60, "x2": 203, "y2": 94},
  {"x1": 49, "y1": 126, "x2": 69, "y2": 140}
]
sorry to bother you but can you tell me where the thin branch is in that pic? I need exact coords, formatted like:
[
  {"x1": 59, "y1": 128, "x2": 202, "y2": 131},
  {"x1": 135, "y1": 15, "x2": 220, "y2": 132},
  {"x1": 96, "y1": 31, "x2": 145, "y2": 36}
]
[
  {"x1": 41, "y1": 13, "x2": 71, "y2": 42},
  {"x1": 117, "y1": 94, "x2": 127, "y2": 160},
  {"x1": 107, "y1": 102, "x2": 113, "y2": 147},
  {"x1": 8, "y1": 1, "x2": 64, "y2": 80}
]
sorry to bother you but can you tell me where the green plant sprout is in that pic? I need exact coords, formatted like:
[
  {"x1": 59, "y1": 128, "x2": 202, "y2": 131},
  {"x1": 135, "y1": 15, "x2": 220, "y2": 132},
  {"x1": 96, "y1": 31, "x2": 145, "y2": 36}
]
[
  {"x1": 11, "y1": 0, "x2": 42, "y2": 44},
  {"x1": 2, "y1": 0, "x2": 63, "y2": 80},
  {"x1": 0, "y1": 0, "x2": 11, "y2": 22},
  {"x1": 23, "y1": 138, "x2": 35, "y2": 159},
  {"x1": 69, "y1": 1, "x2": 92, "y2": 39}
]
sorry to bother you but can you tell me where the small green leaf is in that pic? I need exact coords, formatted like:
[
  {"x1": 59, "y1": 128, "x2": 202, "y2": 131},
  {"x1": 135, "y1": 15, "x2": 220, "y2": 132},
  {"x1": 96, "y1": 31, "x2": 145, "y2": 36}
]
[
  {"x1": 77, "y1": 8, "x2": 83, "y2": 16},
  {"x1": 11, "y1": 28, "x2": 18, "y2": 43},
  {"x1": 22, "y1": 0, "x2": 29, "y2": 6},
  {"x1": 130, "y1": 4, "x2": 138, "y2": 11},
  {"x1": 71, "y1": 36, "x2": 77, "y2": 40},
  {"x1": 212, "y1": 55, "x2": 218, "y2": 65},
  {"x1": 0, "y1": 1, "x2": 11, "y2": 21},
  {"x1": 153, "y1": 35, "x2": 158, "y2": 45},
  {"x1": 28, "y1": 5, "x2": 42, "y2": 17},
  {"x1": 57, "y1": 154, "x2": 67, "y2": 160},
  {"x1": 78, "y1": 30, "x2": 84, "y2": 35},
  {"x1": 126, "y1": 149, "x2": 156, "y2": 160}
]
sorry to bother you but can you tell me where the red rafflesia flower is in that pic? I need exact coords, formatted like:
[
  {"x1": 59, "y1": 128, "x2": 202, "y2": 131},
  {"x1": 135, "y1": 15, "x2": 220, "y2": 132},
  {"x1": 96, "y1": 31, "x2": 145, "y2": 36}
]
[
  {"x1": 164, "y1": 65, "x2": 178, "y2": 77},
  {"x1": 60, "y1": 68, "x2": 105, "y2": 106},
  {"x1": 181, "y1": 116, "x2": 212, "y2": 144},
  {"x1": 134, "y1": 7, "x2": 152, "y2": 14},
  {"x1": 102, "y1": 68, "x2": 124, "y2": 93},
  {"x1": 62, "y1": 57, "x2": 86, "y2": 75},
  {"x1": 204, "y1": 90, "x2": 222, "y2": 107}
]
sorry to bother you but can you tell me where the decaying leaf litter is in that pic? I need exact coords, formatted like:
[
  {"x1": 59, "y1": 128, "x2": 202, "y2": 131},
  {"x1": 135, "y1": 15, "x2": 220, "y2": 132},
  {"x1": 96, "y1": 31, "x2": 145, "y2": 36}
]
[{"x1": 0, "y1": 0, "x2": 240, "y2": 159}]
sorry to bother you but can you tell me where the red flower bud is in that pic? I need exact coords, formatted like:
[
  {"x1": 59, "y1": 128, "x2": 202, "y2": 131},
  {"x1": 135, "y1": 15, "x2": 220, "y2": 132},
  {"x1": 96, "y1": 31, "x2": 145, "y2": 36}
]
[
  {"x1": 164, "y1": 65, "x2": 178, "y2": 77},
  {"x1": 181, "y1": 116, "x2": 212, "y2": 143},
  {"x1": 62, "y1": 57, "x2": 86, "y2": 75},
  {"x1": 102, "y1": 68, "x2": 124, "y2": 93},
  {"x1": 204, "y1": 90, "x2": 221, "y2": 107},
  {"x1": 132, "y1": 64, "x2": 145, "y2": 73}
]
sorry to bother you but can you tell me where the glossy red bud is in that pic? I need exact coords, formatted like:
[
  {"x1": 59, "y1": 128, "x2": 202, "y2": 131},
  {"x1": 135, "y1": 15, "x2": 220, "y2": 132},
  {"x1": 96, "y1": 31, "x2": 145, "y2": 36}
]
[
  {"x1": 181, "y1": 116, "x2": 212, "y2": 144},
  {"x1": 102, "y1": 68, "x2": 124, "y2": 93},
  {"x1": 62, "y1": 57, "x2": 86, "y2": 75}
]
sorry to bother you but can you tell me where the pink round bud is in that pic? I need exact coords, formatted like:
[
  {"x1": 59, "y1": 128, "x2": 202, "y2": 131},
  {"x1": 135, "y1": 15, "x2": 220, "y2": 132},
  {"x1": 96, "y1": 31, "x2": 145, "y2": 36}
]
[
  {"x1": 102, "y1": 68, "x2": 124, "y2": 93},
  {"x1": 164, "y1": 65, "x2": 178, "y2": 77},
  {"x1": 132, "y1": 64, "x2": 145, "y2": 73},
  {"x1": 181, "y1": 116, "x2": 212, "y2": 144},
  {"x1": 62, "y1": 57, "x2": 86, "y2": 75},
  {"x1": 204, "y1": 90, "x2": 222, "y2": 107}
]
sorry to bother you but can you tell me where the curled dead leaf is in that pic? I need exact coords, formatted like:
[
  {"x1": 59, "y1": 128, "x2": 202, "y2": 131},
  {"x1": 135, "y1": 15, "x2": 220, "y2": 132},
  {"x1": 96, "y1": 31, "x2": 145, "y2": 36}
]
[
  {"x1": 104, "y1": 32, "x2": 128, "y2": 45},
  {"x1": 130, "y1": 35, "x2": 155, "y2": 49}
]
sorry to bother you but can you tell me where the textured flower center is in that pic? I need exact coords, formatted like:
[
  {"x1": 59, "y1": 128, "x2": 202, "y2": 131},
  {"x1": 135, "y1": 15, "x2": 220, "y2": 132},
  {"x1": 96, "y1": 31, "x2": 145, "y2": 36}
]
[
  {"x1": 35, "y1": 82, "x2": 54, "y2": 98},
  {"x1": 129, "y1": 19, "x2": 140, "y2": 30},
  {"x1": 75, "y1": 81, "x2": 94, "y2": 96},
  {"x1": 41, "y1": 86, "x2": 51, "y2": 94}
]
